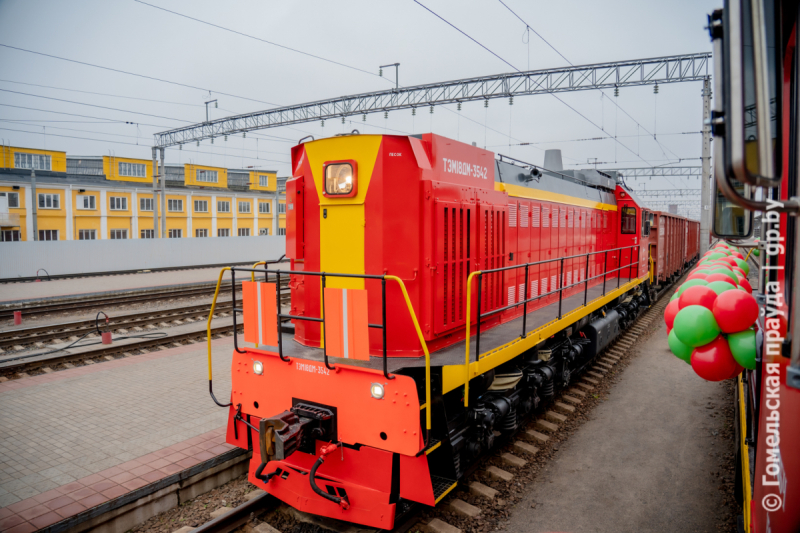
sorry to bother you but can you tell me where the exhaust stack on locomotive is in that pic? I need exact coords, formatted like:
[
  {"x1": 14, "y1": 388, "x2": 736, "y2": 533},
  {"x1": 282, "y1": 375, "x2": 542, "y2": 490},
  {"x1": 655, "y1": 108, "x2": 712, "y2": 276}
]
[{"x1": 212, "y1": 133, "x2": 697, "y2": 529}]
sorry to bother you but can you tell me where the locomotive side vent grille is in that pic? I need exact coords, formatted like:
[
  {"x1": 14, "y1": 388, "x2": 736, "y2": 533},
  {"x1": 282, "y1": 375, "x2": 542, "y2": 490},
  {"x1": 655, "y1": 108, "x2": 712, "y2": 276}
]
[
  {"x1": 560, "y1": 208, "x2": 567, "y2": 228},
  {"x1": 531, "y1": 206, "x2": 540, "y2": 228},
  {"x1": 540, "y1": 277, "x2": 547, "y2": 295},
  {"x1": 508, "y1": 203, "x2": 517, "y2": 227},
  {"x1": 507, "y1": 285, "x2": 516, "y2": 306},
  {"x1": 530, "y1": 279, "x2": 538, "y2": 297},
  {"x1": 520, "y1": 204, "x2": 529, "y2": 228},
  {"x1": 567, "y1": 208, "x2": 573, "y2": 228},
  {"x1": 435, "y1": 202, "x2": 471, "y2": 335},
  {"x1": 542, "y1": 206, "x2": 549, "y2": 228}
]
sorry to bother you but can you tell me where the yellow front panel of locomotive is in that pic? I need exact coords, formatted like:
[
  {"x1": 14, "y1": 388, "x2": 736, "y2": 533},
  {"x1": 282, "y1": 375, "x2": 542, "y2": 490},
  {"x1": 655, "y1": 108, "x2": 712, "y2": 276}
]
[{"x1": 304, "y1": 135, "x2": 383, "y2": 290}]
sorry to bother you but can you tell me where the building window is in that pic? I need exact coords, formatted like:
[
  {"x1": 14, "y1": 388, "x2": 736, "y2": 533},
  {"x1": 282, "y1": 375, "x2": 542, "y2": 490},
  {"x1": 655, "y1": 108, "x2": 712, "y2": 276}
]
[
  {"x1": 2, "y1": 192, "x2": 20, "y2": 208},
  {"x1": 78, "y1": 229, "x2": 96, "y2": 240},
  {"x1": 140, "y1": 197, "x2": 154, "y2": 211},
  {"x1": 118, "y1": 162, "x2": 146, "y2": 178},
  {"x1": 141, "y1": 229, "x2": 155, "y2": 239},
  {"x1": 278, "y1": 202, "x2": 286, "y2": 214},
  {"x1": 259, "y1": 228, "x2": 269, "y2": 236},
  {"x1": 109, "y1": 196, "x2": 128, "y2": 211},
  {"x1": 77, "y1": 194, "x2": 96, "y2": 210},
  {"x1": 38, "y1": 193, "x2": 60, "y2": 209},
  {"x1": 259, "y1": 175, "x2": 269, "y2": 187},
  {"x1": 15, "y1": 152, "x2": 51, "y2": 170},
  {"x1": 238, "y1": 201, "x2": 251, "y2": 214},
  {"x1": 194, "y1": 200, "x2": 208, "y2": 213},
  {"x1": 217, "y1": 228, "x2": 230, "y2": 237},
  {"x1": 238, "y1": 228, "x2": 250, "y2": 237},
  {"x1": 217, "y1": 200, "x2": 230, "y2": 213},
  {"x1": 258, "y1": 201, "x2": 271, "y2": 214},
  {"x1": 38, "y1": 229, "x2": 58, "y2": 241},
  {"x1": 168, "y1": 229, "x2": 182, "y2": 238},
  {"x1": 196, "y1": 228, "x2": 208, "y2": 238},
  {"x1": 277, "y1": 228, "x2": 286, "y2": 236},
  {"x1": 620, "y1": 206, "x2": 637, "y2": 234},
  {"x1": 168, "y1": 199, "x2": 183, "y2": 212},
  {"x1": 1, "y1": 230, "x2": 21, "y2": 241},
  {"x1": 110, "y1": 229, "x2": 128, "y2": 239},
  {"x1": 196, "y1": 169, "x2": 218, "y2": 183}
]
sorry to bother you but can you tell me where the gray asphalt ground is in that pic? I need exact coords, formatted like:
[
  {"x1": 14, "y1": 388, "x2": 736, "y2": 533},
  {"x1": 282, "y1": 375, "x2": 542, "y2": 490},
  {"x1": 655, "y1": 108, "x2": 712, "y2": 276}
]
[{"x1": 499, "y1": 316, "x2": 732, "y2": 533}]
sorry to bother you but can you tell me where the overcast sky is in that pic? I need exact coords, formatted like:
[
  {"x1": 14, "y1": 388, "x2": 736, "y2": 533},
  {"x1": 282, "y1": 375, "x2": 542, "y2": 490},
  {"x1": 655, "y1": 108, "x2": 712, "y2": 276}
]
[{"x1": 0, "y1": 0, "x2": 718, "y2": 203}]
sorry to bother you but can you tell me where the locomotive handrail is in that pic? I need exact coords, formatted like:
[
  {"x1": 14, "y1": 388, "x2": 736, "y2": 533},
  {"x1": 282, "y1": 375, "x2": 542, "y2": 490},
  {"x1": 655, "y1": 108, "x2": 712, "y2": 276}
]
[
  {"x1": 385, "y1": 275, "x2": 432, "y2": 435},
  {"x1": 207, "y1": 267, "x2": 233, "y2": 408},
  {"x1": 463, "y1": 244, "x2": 643, "y2": 394}
]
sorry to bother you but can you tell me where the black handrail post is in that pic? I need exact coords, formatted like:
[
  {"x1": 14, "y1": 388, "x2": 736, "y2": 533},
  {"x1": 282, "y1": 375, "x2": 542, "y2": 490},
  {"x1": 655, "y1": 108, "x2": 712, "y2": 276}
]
[
  {"x1": 475, "y1": 272, "x2": 482, "y2": 362},
  {"x1": 382, "y1": 277, "x2": 393, "y2": 380},
  {"x1": 557, "y1": 258, "x2": 564, "y2": 319},
  {"x1": 617, "y1": 250, "x2": 622, "y2": 289},
  {"x1": 628, "y1": 245, "x2": 633, "y2": 280},
  {"x1": 521, "y1": 264, "x2": 529, "y2": 338},
  {"x1": 231, "y1": 269, "x2": 245, "y2": 354},
  {"x1": 583, "y1": 253, "x2": 590, "y2": 306},
  {"x1": 321, "y1": 274, "x2": 335, "y2": 371}
]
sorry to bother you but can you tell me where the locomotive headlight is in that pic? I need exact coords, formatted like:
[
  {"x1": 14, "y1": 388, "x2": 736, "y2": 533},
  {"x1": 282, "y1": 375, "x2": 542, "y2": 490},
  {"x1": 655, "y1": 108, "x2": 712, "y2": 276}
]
[
  {"x1": 253, "y1": 360, "x2": 264, "y2": 375},
  {"x1": 370, "y1": 382, "x2": 385, "y2": 399},
  {"x1": 324, "y1": 161, "x2": 357, "y2": 197}
]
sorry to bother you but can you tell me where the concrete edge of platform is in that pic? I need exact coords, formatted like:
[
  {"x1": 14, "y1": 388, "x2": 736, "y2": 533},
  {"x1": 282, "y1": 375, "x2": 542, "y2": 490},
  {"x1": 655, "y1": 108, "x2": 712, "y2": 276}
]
[
  {"x1": 43, "y1": 449, "x2": 250, "y2": 533},
  {"x1": 0, "y1": 278, "x2": 236, "y2": 308}
]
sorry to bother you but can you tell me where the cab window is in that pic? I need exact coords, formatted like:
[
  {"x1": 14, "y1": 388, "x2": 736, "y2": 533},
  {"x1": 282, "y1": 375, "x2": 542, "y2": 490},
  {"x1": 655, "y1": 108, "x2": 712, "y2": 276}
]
[
  {"x1": 641, "y1": 210, "x2": 650, "y2": 237},
  {"x1": 621, "y1": 206, "x2": 636, "y2": 234}
]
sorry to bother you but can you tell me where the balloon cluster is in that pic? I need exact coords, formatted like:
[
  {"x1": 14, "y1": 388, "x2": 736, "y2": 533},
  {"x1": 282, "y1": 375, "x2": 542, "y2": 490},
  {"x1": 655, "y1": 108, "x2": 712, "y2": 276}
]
[{"x1": 663, "y1": 242, "x2": 758, "y2": 381}]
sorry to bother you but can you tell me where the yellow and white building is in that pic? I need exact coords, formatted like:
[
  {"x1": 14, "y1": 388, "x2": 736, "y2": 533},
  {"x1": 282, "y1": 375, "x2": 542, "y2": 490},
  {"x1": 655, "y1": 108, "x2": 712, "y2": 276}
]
[{"x1": 0, "y1": 145, "x2": 287, "y2": 241}]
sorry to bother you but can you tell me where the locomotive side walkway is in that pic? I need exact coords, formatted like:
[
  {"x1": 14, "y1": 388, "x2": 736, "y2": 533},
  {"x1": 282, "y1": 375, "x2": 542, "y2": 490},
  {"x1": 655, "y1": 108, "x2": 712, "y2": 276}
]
[
  {"x1": 0, "y1": 338, "x2": 237, "y2": 532},
  {"x1": 498, "y1": 307, "x2": 732, "y2": 532},
  {"x1": 0, "y1": 266, "x2": 228, "y2": 305}
]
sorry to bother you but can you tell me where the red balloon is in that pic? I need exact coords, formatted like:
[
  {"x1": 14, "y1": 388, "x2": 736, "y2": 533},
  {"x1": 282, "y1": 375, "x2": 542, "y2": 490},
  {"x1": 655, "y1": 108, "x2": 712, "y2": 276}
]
[
  {"x1": 664, "y1": 299, "x2": 681, "y2": 329},
  {"x1": 713, "y1": 290, "x2": 759, "y2": 333},
  {"x1": 738, "y1": 278, "x2": 753, "y2": 293},
  {"x1": 728, "y1": 360, "x2": 745, "y2": 379},
  {"x1": 732, "y1": 252, "x2": 745, "y2": 260},
  {"x1": 705, "y1": 273, "x2": 736, "y2": 285},
  {"x1": 687, "y1": 273, "x2": 708, "y2": 281},
  {"x1": 723, "y1": 256, "x2": 739, "y2": 265},
  {"x1": 691, "y1": 336, "x2": 739, "y2": 381},
  {"x1": 679, "y1": 285, "x2": 718, "y2": 310},
  {"x1": 732, "y1": 267, "x2": 745, "y2": 277}
]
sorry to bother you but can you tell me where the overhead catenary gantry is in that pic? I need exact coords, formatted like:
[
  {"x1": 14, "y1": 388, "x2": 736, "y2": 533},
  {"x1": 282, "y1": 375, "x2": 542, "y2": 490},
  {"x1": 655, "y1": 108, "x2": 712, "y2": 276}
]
[{"x1": 153, "y1": 53, "x2": 711, "y2": 148}]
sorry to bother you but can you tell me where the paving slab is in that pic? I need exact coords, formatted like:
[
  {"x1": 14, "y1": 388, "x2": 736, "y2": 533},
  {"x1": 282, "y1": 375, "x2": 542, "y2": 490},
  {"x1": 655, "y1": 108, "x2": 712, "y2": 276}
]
[
  {"x1": 498, "y1": 311, "x2": 730, "y2": 533},
  {"x1": 0, "y1": 337, "x2": 237, "y2": 530}
]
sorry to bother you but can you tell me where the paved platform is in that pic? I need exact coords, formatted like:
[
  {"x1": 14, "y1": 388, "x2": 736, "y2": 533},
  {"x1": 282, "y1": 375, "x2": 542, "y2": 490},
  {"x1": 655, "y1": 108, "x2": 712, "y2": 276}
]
[
  {"x1": 0, "y1": 338, "x2": 237, "y2": 532},
  {"x1": 498, "y1": 308, "x2": 732, "y2": 532},
  {"x1": 0, "y1": 266, "x2": 231, "y2": 305}
]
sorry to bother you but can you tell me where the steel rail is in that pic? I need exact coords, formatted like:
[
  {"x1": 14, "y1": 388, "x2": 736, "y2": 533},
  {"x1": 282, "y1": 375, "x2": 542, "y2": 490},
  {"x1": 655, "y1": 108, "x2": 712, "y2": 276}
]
[
  {"x1": 0, "y1": 322, "x2": 245, "y2": 375},
  {"x1": 154, "y1": 53, "x2": 711, "y2": 147}
]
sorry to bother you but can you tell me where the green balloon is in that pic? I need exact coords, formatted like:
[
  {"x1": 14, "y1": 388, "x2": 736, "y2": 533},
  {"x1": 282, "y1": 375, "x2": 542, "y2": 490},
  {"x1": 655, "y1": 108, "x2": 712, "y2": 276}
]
[
  {"x1": 728, "y1": 329, "x2": 757, "y2": 370},
  {"x1": 711, "y1": 268, "x2": 738, "y2": 283},
  {"x1": 673, "y1": 305, "x2": 721, "y2": 347},
  {"x1": 694, "y1": 269, "x2": 713, "y2": 275},
  {"x1": 668, "y1": 329, "x2": 693, "y2": 363},
  {"x1": 677, "y1": 279, "x2": 709, "y2": 296},
  {"x1": 706, "y1": 280, "x2": 735, "y2": 295},
  {"x1": 753, "y1": 249, "x2": 760, "y2": 257},
  {"x1": 734, "y1": 258, "x2": 750, "y2": 276},
  {"x1": 708, "y1": 253, "x2": 726, "y2": 260},
  {"x1": 670, "y1": 292, "x2": 679, "y2": 302}
]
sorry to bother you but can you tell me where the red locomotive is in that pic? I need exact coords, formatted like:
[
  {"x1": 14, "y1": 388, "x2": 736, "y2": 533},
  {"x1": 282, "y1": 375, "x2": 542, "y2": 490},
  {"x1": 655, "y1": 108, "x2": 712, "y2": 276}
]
[{"x1": 209, "y1": 133, "x2": 699, "y2": 528}]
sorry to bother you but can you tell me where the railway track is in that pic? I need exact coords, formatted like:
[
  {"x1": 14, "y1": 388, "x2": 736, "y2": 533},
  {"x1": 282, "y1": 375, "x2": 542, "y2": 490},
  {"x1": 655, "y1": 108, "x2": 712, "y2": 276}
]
[
  {"x1": 0, "y1": 288, "x2": 291, "y2": 352},
  {"x1": 0, "y1": 276, "x2": 288, "y2": 320}
]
